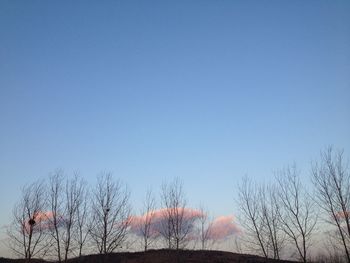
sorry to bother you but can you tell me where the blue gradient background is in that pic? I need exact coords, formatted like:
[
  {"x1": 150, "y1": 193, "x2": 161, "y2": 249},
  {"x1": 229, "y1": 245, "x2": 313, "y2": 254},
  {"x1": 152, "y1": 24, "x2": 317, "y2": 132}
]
[{"x1": 0, "y1": 0, "x2": 349, "y2": 256}]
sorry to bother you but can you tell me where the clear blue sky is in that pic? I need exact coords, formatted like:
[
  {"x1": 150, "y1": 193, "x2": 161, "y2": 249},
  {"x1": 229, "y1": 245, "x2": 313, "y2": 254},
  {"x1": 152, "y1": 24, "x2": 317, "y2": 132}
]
[{"x1": 0, "y1": 0, "x2": 349, "y2": 249}]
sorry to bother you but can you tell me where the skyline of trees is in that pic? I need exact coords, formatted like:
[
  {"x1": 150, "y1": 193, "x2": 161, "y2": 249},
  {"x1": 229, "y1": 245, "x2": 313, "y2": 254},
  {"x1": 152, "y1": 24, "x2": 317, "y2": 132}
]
[{"x1": 4, "y1": 147, "x2": 349, "y2": 263}]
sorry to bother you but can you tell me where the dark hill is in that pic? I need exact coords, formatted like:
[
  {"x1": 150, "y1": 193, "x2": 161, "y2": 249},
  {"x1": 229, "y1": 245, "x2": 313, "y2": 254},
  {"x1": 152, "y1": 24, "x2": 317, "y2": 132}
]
[{"x1": 1, "y1": 249, "x2": 297, "y2": 263}]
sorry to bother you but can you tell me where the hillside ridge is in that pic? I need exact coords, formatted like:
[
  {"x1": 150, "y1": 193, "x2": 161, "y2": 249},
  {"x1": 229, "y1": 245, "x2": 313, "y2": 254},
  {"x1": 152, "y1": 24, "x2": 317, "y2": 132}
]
[{"x1": 0, "y1": 249, "x2": 297, "y2": 263}]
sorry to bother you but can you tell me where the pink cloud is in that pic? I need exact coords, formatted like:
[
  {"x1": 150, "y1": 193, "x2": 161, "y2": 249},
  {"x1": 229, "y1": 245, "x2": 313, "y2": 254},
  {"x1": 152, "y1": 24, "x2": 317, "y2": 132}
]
[
  {"x1": 23, "y1": 211, "x2": 64, "y2": 233},
  {"x1": 35, "y1": 211, "x2": 54, "y2": 221},
  {"x1": 335, "y1": 211, "x2": 350, "y2": 220},
  {"x1": 129, "y1": 208, "x2": 204, "y2": 237},
  {"x1": 207, "y1": 215, "x2": 240, "y2": 240},
  {"x1": 129, "y1": 209, "x2": 240, "y2": 241}
]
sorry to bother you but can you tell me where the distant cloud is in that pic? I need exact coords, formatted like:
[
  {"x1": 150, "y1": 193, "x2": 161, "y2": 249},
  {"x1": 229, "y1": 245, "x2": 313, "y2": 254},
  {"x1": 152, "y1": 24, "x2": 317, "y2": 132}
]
[
  {"x1": 129, "y1": 208, "x2": 204, "y2": 237},
  {"x1": 335, "y1": 210, "x2": 350, "y2": 220},
  {"x1": 129, "y1": 209, "x2": 240, "y2": 241},
  {"x1": 208, "y1": 215, "x2": 240, "y2": 240},
  {"x1": 23, "y1": 211, "x2": 63, "y2": 232}
]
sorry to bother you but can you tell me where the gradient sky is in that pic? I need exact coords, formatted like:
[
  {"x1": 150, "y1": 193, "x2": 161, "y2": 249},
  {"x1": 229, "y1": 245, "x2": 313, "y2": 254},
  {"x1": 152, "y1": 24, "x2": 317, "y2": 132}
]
[{"x1": 0, "y1": 0, "x2": 350, "y2": 256}]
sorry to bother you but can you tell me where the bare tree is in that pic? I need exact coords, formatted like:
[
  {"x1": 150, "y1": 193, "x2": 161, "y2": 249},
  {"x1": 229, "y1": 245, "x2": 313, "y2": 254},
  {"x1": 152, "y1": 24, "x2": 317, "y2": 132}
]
[
  {"x1": 61, "y1": 175, "x2": 86, "y2": 262},
  {"x1": 316, "y1": 232, "x2": 349, "y2": 263},
  {"x1": 74, "y1": 181, "x2": 90, "y2": 257},
  {"x1": 160, "y1": 178, "x2": 197, "y2": 250},
  {"x1": 233, "y1": 234, "x2": 243, "y2": 254},
  {"x1": 259, "y1": 184, "x2": 285, "y2": 260},
  {"x1": 237, "y1": 176, "x2": 268, "y2": 258},
  {"x1": 276, "y1": 165, "x2": 317, "y2": 262},
  {"x1": 7, "y1": 180, "x2": 50, "y2": 262},
  {"x1": 89, "y1": 173, "x2": 131, "y2": 254},
  {"x1": 47, "y1": 171, "x2": 91, "y2": 261},
  {"x1": 159, "y1": 207, "x2": 173, "y2": 249},
  {"x1": 312, "y1": 147, "x2": 350, "y2": 263},
  {"x1": 48, "y1": 171, "x2": 64, "y2": 262},
  {"x1": 137, "y1": 188, "x2": 156, "y2": 251},
  {"x1": 197, "y1": 206, "x2": 214, "y2": 250},
  {"x1": 237, "y1": 176, "x2": 284, "y2": 259}
]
